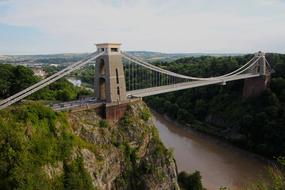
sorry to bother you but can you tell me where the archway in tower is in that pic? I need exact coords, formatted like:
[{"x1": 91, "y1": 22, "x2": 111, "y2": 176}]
[
  {"x1": 99, "y1": 77, "x2": 106, "y2": 100},
  {"x1": 99, "y1": 59, "x2": 105, "y2": 75}
]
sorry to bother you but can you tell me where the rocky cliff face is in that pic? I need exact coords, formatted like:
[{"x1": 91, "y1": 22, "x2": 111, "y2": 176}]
[
  {"x1": 68, "y1": 101, "x2": 179, "y2": 190},
  {"x1": 0, "y1": 101, "x2": 179, "y2": 190}
]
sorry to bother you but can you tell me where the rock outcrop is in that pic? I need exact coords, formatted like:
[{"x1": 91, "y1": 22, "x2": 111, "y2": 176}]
[{"x1": 68, "y1": 101, "x2": 180, "y2": 190}]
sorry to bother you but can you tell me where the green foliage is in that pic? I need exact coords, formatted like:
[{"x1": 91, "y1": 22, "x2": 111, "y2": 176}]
[
  {"x1": 276, "y1": 156, "x2": 285, "y2": 166},
  {"x1": 63, "y1": 157, "x2": 95, "y2": 190},
  {"x1": 147, "y1": 97, "x2": 167, "y2": 113},
  {"x1": 119, "y1": 106, "x2": 133, "y2": 126},
  {"x1": 166, "y1": 103, "x2": 180, "y2": 119},
  {"x1": 140, "y1": 106, "x2": 152, "y2": 121},
  {"x1": 0, "y1": 64, "x2": 91, "y2": 102},
  {"x1": 76, "y1": 65, "x2": 96, "y2": 84},
  {"x1": 99, "y1": 120, "x2": 109, "y2": 128},
  {"x1": 177, "y1": 108, "x2": 195, "y2": 124},
  {"x1": 0, "y1": 64, "x2": 38, "y2": 98},
  {"x1": 43, "y1": 65, "x2": 63, "y2": 75},
  {"x1": 178, "y1": 171, "x2": 204, "y2": 190},
  {"x1": 246, "y1": 158, "x2": 285, "y2": 190},
  {"x1": 0, "y1": 103, "x2": 94, "y2": 190},
  {"x1": 194, "y1": 99, "x2": 207, "y2": 120},
  {"x1": 32, "y1": 78, "x2": 83, "y2": 101}
]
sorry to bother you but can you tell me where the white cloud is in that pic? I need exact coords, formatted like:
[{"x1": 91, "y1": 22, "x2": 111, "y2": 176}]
[{"x1": 0, "y1": 0, "x2": 285, "y2": 53}]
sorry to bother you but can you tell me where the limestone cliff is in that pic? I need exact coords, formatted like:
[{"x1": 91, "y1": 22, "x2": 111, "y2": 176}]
[
  {"x1": 68, "y1": 101, "x2": 180, "y2": 190},
  {"x1": 0, "y1": 101, "x2": 179, "y2": 190}
]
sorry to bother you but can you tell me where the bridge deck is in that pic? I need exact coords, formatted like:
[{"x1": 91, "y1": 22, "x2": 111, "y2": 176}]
[{"x1": 127, "y1": 74, "x2": 260, "y2": 97}]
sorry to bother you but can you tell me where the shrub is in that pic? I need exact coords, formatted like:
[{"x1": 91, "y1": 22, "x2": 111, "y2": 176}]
[
  {"x1": 99, "y1": 120, "x2": 109, "y2": 128},
  {"x1": 63, "y1": 157, "x2": 95, "y2": 190},
  {"x1": 178, "y1": 171, "x2": 204, "y2": 190},
  {"x1": 140, "y1": 107, "x2": 151, "y2": 121},
  {"x1": 246, "y1": 157, "x2": 285, "y2": 190}
]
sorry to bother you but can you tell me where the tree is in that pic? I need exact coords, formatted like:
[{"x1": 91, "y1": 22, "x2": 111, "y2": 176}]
[
  {"x1": 0, "y1": 64, "x2": 39, "y2": 98},
  {"x1": 177, "y1": 109, "x2": 195, "y2": 124},
  {"x1": 178, "y1": 171, "x2": 204, "y2": 190},
  {"x1": 240, "y1": 114, "x2": 254, "y2": 138},
  {"x1": 167, "y1": 103, "x2": 179, "y2": 119},
  {"x1": 12, "y1": 66, "x2": 38, "y2": 94},
  {"x1": 194, "y1": 99, "x2": 207, "y2": 120}
]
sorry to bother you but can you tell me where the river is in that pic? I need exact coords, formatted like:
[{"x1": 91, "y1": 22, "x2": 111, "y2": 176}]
[{"x1": 153, "y1": 112, "x2": 269, "y2": 190}]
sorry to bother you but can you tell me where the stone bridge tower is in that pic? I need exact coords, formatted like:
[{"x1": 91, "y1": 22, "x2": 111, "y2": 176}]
[
  {"x1": 94, "y1": 43, "x2": 130, "y2": 122},
  {"x1": 243, "y1": 51, "x2": 271, "y2": 98},
  {"x1": 94, "y1": 43, "x2": 127, "y2": 103}
]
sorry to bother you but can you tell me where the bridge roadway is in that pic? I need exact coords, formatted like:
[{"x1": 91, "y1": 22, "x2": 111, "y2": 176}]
[
  {"x1": 127, "y1": 73, "x2": 260, "y2": 97},
  {"x1": 50, "y1": 97, "x2": 102, "y2": 111}
]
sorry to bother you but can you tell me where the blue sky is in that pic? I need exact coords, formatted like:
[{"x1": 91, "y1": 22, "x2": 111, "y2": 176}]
[{"x1": 0, "y1": 0, "x2": 285, "y2": 54}]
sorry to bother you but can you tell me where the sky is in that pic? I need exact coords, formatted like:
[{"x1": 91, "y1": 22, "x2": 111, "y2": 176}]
[{"x1": 0, "y1": 0, "x2": 285, "y2": 54}]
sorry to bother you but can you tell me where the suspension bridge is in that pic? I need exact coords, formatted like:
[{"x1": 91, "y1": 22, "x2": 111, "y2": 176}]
[
  {"x1": 122, "y1": 53, "x2": 268, "y2": 97},
  {"x1": 0, "y1": 43, "x2": 271, "y2": 120}
]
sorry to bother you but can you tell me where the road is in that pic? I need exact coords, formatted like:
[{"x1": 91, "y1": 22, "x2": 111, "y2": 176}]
[{"x1": 50, "y1": 97, "x2": 99, "y2": 111}]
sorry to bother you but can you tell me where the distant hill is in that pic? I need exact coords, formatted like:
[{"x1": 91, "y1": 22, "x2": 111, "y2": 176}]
[
  {"x1": 0, "y1": 53, "x2": 90, "y2": 65},
  {"x1": 126, "y1": 51, "x2": 243, "y2": 62},
  {"x1": 1, "y1": 53, "x2": 88, "y2": 60},
  {"x1": 0, "y1": 51, "x2": 243, "y2": 64},
  {"x1": 0, "y1": 55, "x2": 13, "y2": 61}
]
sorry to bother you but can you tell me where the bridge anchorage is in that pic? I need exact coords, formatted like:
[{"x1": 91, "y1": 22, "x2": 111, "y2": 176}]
[{"x1": 0, "y1": 43, "x2": 272, "y2": 121}]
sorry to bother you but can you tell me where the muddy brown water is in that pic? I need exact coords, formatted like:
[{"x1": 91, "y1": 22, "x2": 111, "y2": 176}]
[{"x1": 153, "y1": 112, "x2": 269, "y2": 190}]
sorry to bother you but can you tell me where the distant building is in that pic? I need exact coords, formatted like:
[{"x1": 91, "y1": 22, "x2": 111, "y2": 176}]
[
  {"x1": 49, "y1": 64, "x2": 59, "y2": 67},
  {"x1": 67, "y1": 78, "x2": 82, "y2": 87},
  {"x1": 31, "y1": 67, "x2": 47, "y2": 78}
]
